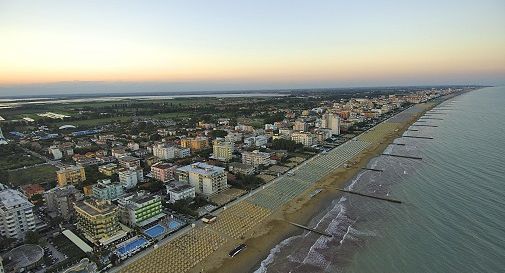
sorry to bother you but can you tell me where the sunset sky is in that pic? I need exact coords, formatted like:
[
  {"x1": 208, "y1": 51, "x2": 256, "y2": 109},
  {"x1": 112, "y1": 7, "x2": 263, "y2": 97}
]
[{"x1": 1, "y1": 0, "x2": 504, "y2": 95}]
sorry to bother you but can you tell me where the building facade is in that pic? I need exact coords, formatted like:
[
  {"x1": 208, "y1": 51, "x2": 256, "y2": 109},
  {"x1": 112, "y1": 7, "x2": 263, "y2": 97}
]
[
  {"x1": 92, "y1": 179, "x2": 125, "y2": 201},
  {"x1": 291, "y1": 132, "x2": 315, "y2": 146},
  {"x1": 241, "y1": 150, "x2": 272, "y2": 167},
  {"x1": 74, "y1": 199, "x2": 122, "y2": 244},
  {"x1": 151, "y1": 162, "x2": 177, "y2": 182},
  {"x1": 117, "y1": 192, "x2": 165, "y2": 227},
  {"x1": 212, "y1": 138, "x2": 234, "y2": 162},
  {"x1": 0, "y1": 189, "x2": 36, "y2": 239},
  {"x1": 56, "y1": 165, "x2": 86, "y2": 187},
  {"x1": 152, "y1": 143, "x2": 176, "y2": 160},
  {"x1": 176, "y1": 162, "x2": 227, "y2": 195},
  {"x1": 166, "y1": 182, "x2": 196, "y2": 203},
  {"x1": 44, "y1": 185, "x2": 83, "y2": 220}
]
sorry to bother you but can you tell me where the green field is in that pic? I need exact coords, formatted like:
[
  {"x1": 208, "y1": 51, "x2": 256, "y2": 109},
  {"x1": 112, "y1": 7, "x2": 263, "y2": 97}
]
[{"x1": 8, "y1": 164, "x2": 58, "y2": 186}]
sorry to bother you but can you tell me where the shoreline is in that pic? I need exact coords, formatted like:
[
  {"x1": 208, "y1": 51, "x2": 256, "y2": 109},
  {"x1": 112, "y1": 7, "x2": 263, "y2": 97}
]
[{"x1": 200, "y1": 94, "x2": 460, "y2": 273}]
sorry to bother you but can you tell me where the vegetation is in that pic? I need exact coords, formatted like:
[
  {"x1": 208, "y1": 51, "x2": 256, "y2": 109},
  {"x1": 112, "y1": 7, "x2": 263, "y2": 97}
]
[
  {"x1": 7, "y1": 165, "x2": 58, "y2": 186},
  {"x1": 0, "y1": 144, "x2": 45, "y2": 170},
  {"x1": 230, "y1": 174, "x2": 265, "y2": 190},
  {"x1": 271, "y1": 139, "x2": 303, "y2": 152}
]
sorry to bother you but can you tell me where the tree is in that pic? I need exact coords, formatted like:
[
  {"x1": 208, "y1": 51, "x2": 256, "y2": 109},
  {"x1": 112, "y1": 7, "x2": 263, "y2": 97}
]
[
  {"x1": 271, "y1": 139, "x2": 303, "y2": 152},
  {"x1": 25, "y1": 230, "x2": 41, "y2": 244}
]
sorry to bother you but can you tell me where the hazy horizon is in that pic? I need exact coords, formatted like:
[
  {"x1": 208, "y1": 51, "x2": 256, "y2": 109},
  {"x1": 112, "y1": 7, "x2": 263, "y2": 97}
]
[{"x1": 0, "y1": 81, "x2": 496, "y2": 98}]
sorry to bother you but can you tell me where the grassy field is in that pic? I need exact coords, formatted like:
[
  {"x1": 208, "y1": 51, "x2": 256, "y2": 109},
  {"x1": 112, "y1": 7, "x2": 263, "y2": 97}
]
[
  {"x1": 0, "y1": 145, "x2": 45, "y2": 169},
  {"x1": 8, "y1": 164, "x2": 58, "y2": 186}
]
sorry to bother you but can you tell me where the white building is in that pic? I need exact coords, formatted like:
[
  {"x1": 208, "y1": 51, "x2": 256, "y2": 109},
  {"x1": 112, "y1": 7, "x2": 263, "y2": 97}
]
[
  {"x1": 321, "y1": 112, "x2": 341, "y2": 135},
  {"x1": 212, "y1": 138, "x2": 234, "y2": 162},
  {"x1": 166, "y1": 182, "x2": 196, "y2": 203},
  {"x1": 242, "y1": 150, "x2": 272, "y2": 167},
  {"x1": 0, "y1": 189, "x2": 36, "y2": 239},
  {"x1": 291, "y1": 132, "x2": 315, "y2": 146},
  {"x1": 152, "y1": 143, "x2": 176, "y2": 160},
  {"x1": 255, "y1": 135, "x2": 269, "y2": 147},
  {"x1": 48, "y1": 145, "x2": 63, "y2": 160},
  {"x1": 176, "y1": 162, "x2": 227, "y2": 195},
  {"x1": 118, "y1": 168, "x2": 143, "y2": 189},
  {"x1": 92, "y1": 179, "x2": 125, "y2": 201}
]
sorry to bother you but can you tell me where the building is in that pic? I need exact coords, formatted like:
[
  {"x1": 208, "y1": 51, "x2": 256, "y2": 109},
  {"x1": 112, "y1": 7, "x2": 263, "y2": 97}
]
[
  {"x1": 176, "y1": 162, "x2": 228, "y2": 195},
  {"x1": 321, "y1": 112, "x2": 341, "y2": 135},
  {"x1": 254, "y1": 135, "x2": 269, "y2": 147},
  {"x1": 117, "y1": 192, "x2": 165, "y2": 227},
  {"x1": 98, "y1": 163, "x2": 118, "y2": 176},
  {"x1": 180, "y1": 136, "x2": 209, "y2": 151},
  {"x1": 152, "y1": 143, "x2": 176, "y2": 160},
  {"x1": 118, "y1": 156, "x2": 141, "y2": 169},
  {"x1": 228, "y1": 162, "x2": 255, "y2": 175},
  {"x1": 74, "y1": 199, "x2": 124, "y2": 244},
  {"x1": 293, "y1": 119, "x2": 308, "y2": 131},
  {"x1": 174, "y1": 146, "x2": 191, "y2": 158},
  {"x1": 111, "y1": 147, "x2": 128, "y2": 159},
  {"x1": 57, "y1": 165, "x2": 86, "y2": 187},
  {"x1": 0, "y1": 189, "x2": 36, "y2": 239},
  {"x1": 44, "y1": 185, "x2": 83, "y2": 220},
  {"x1": 118, "y1": 167, "x2": 143, "y2": 189},
  {"x1": 151, "y1": 162, "x2": 177, "y2": 182},
  {"x1": 242, "y1": 150, "x2": 272, "y2": 167},
  {"x1": 291, "y1": 132, "x2": 315, "y2": 146},
  {"x1": 92, "y1": 179, "x2": 124, "y2": 201},
  {"x1": 166, "y1": 182, "x2": 195, "y2": 203},
  {"x1": 48, "y1": 145, "x2": 63, "y2": 160},
  {"x1": 20, "y1": 184, "x2": 45, "y2": 200},
  {"x1": 212, "y1": 138, "x2": 234, "y2": 162}
]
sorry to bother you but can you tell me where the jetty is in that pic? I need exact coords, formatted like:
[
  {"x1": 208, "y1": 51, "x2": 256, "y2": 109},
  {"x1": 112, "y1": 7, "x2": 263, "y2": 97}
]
[
  {"x1": 361, "y1": 167, "x2": 384, "y2": 172},
  {"x1": 406, "y1": 129, "x2": 419, "y2": 132},
  {"x1": 337, "y1": 189, "x2": 402, "y2": 204},
  {"x1": 402, "y1": 135, "x2": 434, "y2": 139},
  {"x1": 382, "y1": 153, "x2": 422, "y2": 160},
  {"x1": 287, "y1": 222, "x2": 332, "y2": 237},
  {"x1": 419, "y1": 117, "x2": 443, "y2": 120},
  {"x1": 411, "y1": 124, "x2": 438, "y2": 127},
  {"x1": 390, "y1": 143, "x2": 406, "y2": 146}
]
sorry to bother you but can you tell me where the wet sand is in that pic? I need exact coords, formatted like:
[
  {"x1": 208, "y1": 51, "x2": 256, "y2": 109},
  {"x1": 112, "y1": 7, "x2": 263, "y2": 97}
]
[{"x1": 190, "y1": 105, "x2": 433, "y2": 273}]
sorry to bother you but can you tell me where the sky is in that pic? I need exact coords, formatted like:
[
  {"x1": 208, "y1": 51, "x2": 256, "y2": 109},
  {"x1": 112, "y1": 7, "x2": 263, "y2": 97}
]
[{"x1": 0, "y1": 0, "x2": 504, "y2": 96}]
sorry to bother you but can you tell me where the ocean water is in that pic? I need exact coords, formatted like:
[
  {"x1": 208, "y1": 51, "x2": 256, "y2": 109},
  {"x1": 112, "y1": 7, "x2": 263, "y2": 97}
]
[{"x1": 254, "y1": 86, "x2": 505, "y2": 273}]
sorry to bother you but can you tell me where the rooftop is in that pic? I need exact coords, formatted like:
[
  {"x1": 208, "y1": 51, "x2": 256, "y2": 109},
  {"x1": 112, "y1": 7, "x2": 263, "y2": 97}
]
[
  {"x1": 0, "y1": 189, "x2": 33, "y2": 211},
  {"x1": 177, "y1": 162, "x2": 225, "y2": 175},
  {"x1": 74, "y1": 199, "x2": 117, "y2": 217}
]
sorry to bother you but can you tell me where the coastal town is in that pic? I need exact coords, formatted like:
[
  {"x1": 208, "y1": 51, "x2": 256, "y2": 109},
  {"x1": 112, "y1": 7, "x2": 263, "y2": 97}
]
[{"x1": 0, "y1": 87, "x2": 473, "y2": 273}]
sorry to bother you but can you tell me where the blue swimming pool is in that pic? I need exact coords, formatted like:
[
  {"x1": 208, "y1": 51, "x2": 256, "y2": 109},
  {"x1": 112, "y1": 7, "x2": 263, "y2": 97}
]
[
  {"x1": 167, "y1": 220, "x2": 183, "y2": 230},
  {"x1": 116, "y1": 237, "x2": 148, "y2": 256},
  {"x1": 144, "y1": 224, "x2": 166, "y2": 238}
]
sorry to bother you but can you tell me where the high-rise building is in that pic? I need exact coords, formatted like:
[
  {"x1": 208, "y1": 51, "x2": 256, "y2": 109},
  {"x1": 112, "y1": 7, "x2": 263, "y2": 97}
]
[
  {"x1": 176, "y1": 162, "x2": 227, "y2": 195},
  {"x1": 180, "y1": 136, "x2": 209, "y2": 151},
  {"x1": 212, "y1": 138, "x2": 234, "y2": 162},
  {"x1": 57, "y1": 165, "x2": 86, "y2": 187},
  {"x1": 291, "y1": 132, "x2": 315, "y2": 146},
  {"x1": 241, "y1": 150, "x2": 272, "y2": 167},
  {"x1": 321, "y1": 112, "x2": 341, "y2": 135},
  {"x1": 118, "y1": 167, "x2": 143, "y2": 189},
  {"x1": 152, "y1": 143, "x2": 176, "y2": 160},
  {"x1": 0, "y1": 189, "x2": 36, "y2": 239},
  {"x1": 44, "y1": 185, "x2": 83, "y2": 220},
  {"x1": 74, "y1": 199, "x2": 124, "y2": 244},
  {"x1": 117, "y1": 192, "x2": 165, "y2": 227},
  {"x1": 293, "y1": 119, "x2": 309, "y2": 132},
  {"x1": 91, "y1": 179, "x2": 124, "y2": 201},
  {"x1": 151, "y1": 162, "x2": 177, "y2": 182}
]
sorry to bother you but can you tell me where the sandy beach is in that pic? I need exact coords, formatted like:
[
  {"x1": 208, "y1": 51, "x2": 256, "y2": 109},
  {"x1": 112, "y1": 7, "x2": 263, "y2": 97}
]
[{"x1": 192, "y1": 102, "x2": 437, "y2": 273}]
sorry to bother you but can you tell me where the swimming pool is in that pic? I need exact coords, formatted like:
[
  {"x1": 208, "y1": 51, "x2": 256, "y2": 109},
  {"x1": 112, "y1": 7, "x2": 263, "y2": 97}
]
[
  {"x1": 144, "y1": 224, "x2": 166, "y2": 238},
  {"x1": 167, "y1": 219, "x2": 183, "y2": 231},
  {"x1": 116, "y1": 237, "x2": 148, "y2": 256}
]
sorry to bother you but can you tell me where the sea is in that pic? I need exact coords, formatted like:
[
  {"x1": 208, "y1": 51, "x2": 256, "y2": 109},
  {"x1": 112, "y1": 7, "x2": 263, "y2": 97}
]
[{"x1": 254, "y1": 86, "x2": 505, "y2": 273}]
